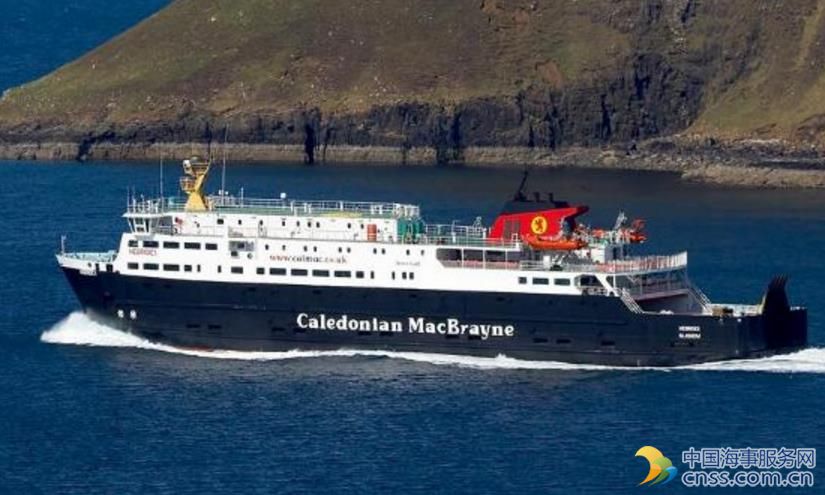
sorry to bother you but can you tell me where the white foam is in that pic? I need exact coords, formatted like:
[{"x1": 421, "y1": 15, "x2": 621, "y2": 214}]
[{"x1": 41, "y1": 312, "x2": 825, "y2": 373}]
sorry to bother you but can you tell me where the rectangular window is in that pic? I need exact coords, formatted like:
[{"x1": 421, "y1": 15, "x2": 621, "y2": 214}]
[
  {"x1": 127, "y1": 262, "x2": 139, "y2": 269},
  {"x1": 231, "y1": 267, "x2": 243, "y2": 274},
  {"x1": 518, "y1": 277, "x2": 527, "y2": 285},
  {"x1": 184, "y1": 242, "x2": 201, "y2": 250},
  {"x1": 184, "y1": 265, "x2": 192, "y2": 272},
  {"x1": 334, "y1": 271, "x2": 351, "y2": 278},
  {"x1": 554, "y1": 278, "x2": 571, "y2": 286},
  {"x1": 163, "y1": 264, "x2": 180, "y2": 272},
  {"x1": 436, "y1": 248, "x2": 461, "y2": 261},
  {"x1": 143, "y1": 263, "x2": 159, "y2": 271},
  {"x1": 463, "y1": 249, "x2": 483, "y2": 262},
  {"x1": 128, "y1": 240, "x2": 138, "y2": 248},
  {"x1": 270, "y1": 268, "x2": 287, "y2": 276},
  {"x1": 409, "y1": 272, "x2": 415, "y2": 280},
  {"x1": 143, "y1": 241, "x2": 159, "y2": 248},
  {"x1": 163, "y1": 241, "x2": 180, "y2": 249},
  {"x1": 533, "y1": 277, "x2": 549, "y2": 285},
  {"x1": 355, "y1": 271, "x2": 365, "y2": 279},
  {"x1": 313, "y1": 270, "x2": 330, "y2": 277},
  {"x1": 256, "y1": 267, "x2": 265, "y2": 275},
  {"x1": 292, "y1": 269, "x2": 308, "y2": 276},
  {"x1": 205, "y1": 243, "x2": 218, "y2": 251}
]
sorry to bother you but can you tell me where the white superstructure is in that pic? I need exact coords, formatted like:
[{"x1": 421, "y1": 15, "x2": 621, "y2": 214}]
[{"x1": 57, "y1": 156, "x2": 712, "y2": 316}]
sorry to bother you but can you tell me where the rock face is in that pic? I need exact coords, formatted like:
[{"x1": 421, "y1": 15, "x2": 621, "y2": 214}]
[{"x1": 4, "y1": 0, "x2": 825, "y2": 165}]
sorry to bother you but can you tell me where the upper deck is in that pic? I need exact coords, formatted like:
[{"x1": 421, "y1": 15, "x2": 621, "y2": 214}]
[{"x1": 126, "y1": 195, "x2": 421, "y2": 220}]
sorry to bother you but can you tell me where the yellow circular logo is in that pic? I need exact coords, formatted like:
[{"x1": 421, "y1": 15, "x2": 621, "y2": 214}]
[{"x1": 530, "y1": 215, "x2": 548, "y2": 235}]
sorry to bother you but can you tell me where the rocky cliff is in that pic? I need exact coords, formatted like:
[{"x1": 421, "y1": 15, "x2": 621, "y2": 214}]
[{"x1": 4, "y1": 0, "x2": 825, "y2": 168}]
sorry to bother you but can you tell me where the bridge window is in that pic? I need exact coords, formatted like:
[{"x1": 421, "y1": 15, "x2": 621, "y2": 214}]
[
  {"x1": 143, "y1": 241, "x2": 159, "y2": 248},
  {"x1": 128, "y1": 240, "x2": 138, "y2": 248}
]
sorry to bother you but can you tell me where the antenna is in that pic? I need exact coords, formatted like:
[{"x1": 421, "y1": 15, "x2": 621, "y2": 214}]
[
  {"x1": 221, "y1": 123, "x2": 229, "y2": 195},
  {"x1": 514, "y1": 167, "x2": 530, "y2": 201},
  {"x1": 159, "y1": 149, "x2": 164, "y2": 199}
]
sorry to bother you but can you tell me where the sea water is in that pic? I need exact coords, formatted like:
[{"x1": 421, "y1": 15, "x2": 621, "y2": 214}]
[{"x1": 1, "y1": 161, "x2": 824, "y2": 494}]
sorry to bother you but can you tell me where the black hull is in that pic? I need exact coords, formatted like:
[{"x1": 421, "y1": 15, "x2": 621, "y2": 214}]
[{"x1": 61, "y1": 268, "x2": 807, "y2": 367}]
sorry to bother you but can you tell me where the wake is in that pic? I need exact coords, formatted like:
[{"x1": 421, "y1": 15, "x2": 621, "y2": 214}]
[{"x1": 41, "y1": 312, "x2": 825, "y2": 373}]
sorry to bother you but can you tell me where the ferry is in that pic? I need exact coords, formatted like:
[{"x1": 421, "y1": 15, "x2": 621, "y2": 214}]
[{"x1": 57, "y1": 157, "x2": 807, "y2": 366}]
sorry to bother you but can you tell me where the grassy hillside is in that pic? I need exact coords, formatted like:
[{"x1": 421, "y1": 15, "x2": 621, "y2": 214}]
[{"x1": 4, "y1": 0, "x2": 825, "y2": 147}]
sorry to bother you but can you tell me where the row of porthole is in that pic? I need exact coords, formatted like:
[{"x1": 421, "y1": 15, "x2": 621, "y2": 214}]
[
  {"x1": 217, "y1": 217, "x2": 379, "y2": 230},
  {"x1": 518, "y1": 276, "x2": 571, "y2": 286}
]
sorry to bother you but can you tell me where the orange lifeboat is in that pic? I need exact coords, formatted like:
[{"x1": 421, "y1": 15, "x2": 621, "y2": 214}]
[
  {"x1": 523, "y1": 234, "x2": 588, "y2": 251},
  {"x1": 625, "y1": 219, "x2": 647, "y2": 243}
]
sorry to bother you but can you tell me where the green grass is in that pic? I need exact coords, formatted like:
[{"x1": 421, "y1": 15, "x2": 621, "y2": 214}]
[{"x1": 7, "y1": 0, "x2": 825, "y2": 143}]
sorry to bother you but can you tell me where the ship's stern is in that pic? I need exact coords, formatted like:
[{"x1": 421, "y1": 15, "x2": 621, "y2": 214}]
[{"x1": 758, "y1": 276, "x2": 807, "y2": 353}]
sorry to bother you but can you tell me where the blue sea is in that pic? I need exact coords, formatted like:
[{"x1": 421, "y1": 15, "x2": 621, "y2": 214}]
[{"x1": 0, "y1": 161, "x2": 823, "y2": 494}]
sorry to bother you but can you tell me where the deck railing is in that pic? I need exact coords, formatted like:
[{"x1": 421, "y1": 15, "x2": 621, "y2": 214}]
[
  {"x1": 60, "y1": 251, "x2": 117, "y2": 262},
  {"x1": 516, "y1": 252, "x2": 687, "y2": 275},
  {"x1": 152, "y1": 224, "x2": 522, "y2": 249},
  {"x1": 126, "y1": 196, "x2": 420, "y2": 219}
]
